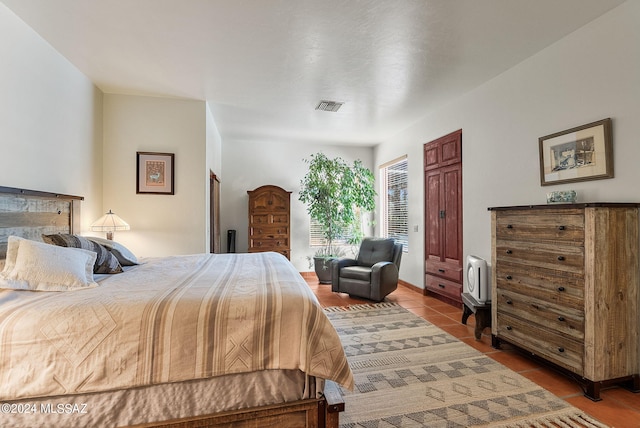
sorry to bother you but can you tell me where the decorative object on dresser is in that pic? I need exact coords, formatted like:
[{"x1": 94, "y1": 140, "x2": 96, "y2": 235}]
[
  {"x1": 424, "y1": 129, "x2": 463, "y2": 304},
  {"x1": 136, "y1": 151, "x2": 175, "y2": 194},
  {"x1": 546, "y1": 190, "x2": 577, "y2": 204},
  {"x1": 489, "y1": 203, "x2": 640, "y2": 401},
  {"x1": 247, "y1": 185, "x2": 291, "y2": 259},
  {"x1": 539, "y1": 118, "x2": 612, "y2": 186}
]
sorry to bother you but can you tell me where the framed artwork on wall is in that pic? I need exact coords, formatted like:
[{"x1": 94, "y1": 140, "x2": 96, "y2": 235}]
[
  {"x1": 136, "y1": 152, "x2": 175, "y2": 195},
  {"x1": 538, "y1": 118, "x2": 613, "y2": 186}
]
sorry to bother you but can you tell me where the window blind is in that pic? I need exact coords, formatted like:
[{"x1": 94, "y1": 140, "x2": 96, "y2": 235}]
[{"x1": 380, "y1": 156, "x2": 408, "y2": 252}]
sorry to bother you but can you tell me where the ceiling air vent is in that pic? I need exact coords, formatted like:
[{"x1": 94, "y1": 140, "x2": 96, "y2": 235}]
[{"x1": 315, "y1": 100, "x2": 343, "y2": 112}]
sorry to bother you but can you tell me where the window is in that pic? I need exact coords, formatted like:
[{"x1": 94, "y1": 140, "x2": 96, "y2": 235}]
[
  {"x1": 309, "y1": 218, "x2": 327, "y2": 247},
  {"x1": 309, "y1": 211, "x2": 362, "y2": 248},
  {"x1": 380, "y1": 156, "x2": 408, "y2": 252}
]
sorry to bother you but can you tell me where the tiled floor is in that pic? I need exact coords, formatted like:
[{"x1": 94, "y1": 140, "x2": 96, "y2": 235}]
[{"x1": 306, "y1": 277, "x2": 640, "y2": 428}]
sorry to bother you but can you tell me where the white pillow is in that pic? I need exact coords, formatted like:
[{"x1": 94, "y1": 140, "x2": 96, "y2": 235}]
[
  {"x1": 1, "y1": 235, "x2": 23, "y2": 274},
  {"x1": 86, "y1": 236, "x2": 138, "y2": 266},
  {"x1": 0, "y1": 237, "x2": 98, "y2": 291}
]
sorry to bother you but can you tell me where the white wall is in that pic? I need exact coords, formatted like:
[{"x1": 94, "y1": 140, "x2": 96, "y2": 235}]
[
  {"x1": 375, "y1": 1, "x2": 640, "y2": 288},
  {"x1": 0, "y1": 3, "x2": 103, "y2": 230},
  {"x1": 221, "y1": 139, "x2": 374, "y2": 271},
  {"x1": 102, "y1": 94, "x2": 208, "y2": 257}
]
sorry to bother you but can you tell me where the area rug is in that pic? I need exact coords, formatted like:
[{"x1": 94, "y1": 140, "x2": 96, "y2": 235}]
[{"x1": 325, "y1": 303, "x2": 607, "y2": 428}]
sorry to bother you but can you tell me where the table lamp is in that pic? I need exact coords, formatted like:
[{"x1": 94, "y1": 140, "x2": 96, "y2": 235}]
[{"x1": 90, "y1": 209, "x2": 130, "y2": 240}]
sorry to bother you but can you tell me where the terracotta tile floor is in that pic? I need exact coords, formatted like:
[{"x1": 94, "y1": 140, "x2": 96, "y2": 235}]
[{"x1": 306, "y1": 277, "x2": 640, "y2": 428}]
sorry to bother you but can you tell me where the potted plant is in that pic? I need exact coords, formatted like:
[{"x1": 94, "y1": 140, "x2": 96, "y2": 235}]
[{"x1": 299, "y1": 152, "x2": 376, "y2": 283}]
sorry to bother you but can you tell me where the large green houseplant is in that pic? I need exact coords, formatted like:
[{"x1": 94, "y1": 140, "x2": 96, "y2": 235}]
[{"x1": 299, "y1": 152, "x2": 376, "y2": 283}]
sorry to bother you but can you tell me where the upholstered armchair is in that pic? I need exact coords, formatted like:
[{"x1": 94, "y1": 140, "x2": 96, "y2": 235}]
[{"x1": 331, "y1": 237, "x2": 403, "y2": 302}]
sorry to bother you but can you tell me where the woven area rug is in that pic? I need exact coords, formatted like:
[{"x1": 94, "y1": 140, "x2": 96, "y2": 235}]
[{"x1": 325, "y1": 303, "x2": 608, "y2": 428}]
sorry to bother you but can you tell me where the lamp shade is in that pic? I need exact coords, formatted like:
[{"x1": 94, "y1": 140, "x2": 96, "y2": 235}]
[{"x1": 90, "y1": 210, "x2": 129, "y2": 240}]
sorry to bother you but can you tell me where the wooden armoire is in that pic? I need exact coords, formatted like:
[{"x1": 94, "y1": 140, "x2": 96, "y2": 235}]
[
  {"x1": 424, "y1": 130, "x2": 463, "y2": 304},
  {"x1": 247, "y1": 185, "x2": 291, "y2": 259}
]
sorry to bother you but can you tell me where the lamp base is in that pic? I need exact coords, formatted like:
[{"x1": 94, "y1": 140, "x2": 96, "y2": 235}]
[{"x1": 106, "y1": 231, "x2": 114, "y2": 240}]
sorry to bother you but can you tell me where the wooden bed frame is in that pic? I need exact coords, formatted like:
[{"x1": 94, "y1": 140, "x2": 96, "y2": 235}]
[
  {"x1": 0, "y1": 186, "x2": 345, "y2": 428},
  {"x1": 131, "y1": 381, "x2": 344, "y2": 428}
]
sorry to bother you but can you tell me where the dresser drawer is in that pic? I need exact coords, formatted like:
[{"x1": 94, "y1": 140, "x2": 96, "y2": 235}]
[
  {"x1": 495, "y1": 209, "x2": 584, "y2": 243},
  {"x1": 271, "y1": 214, "x2": 289, "y2": 224},
  {"x1": 495, "y1": 288, "x2": 584, "y2": 341},
  {"x1": 249, "y1": 225, "x2": 289, "y2": 238},
  {"x1": 249, "y1": 237, "x2": 289, "y2": 250},
  {"x1": 425, "y1": 260, "x2": 462, "y2": 282},
  {"x1": 495, "y1": 239, "x2": 583, "y2": 274},
  {"x1": 495, "y1": 261, "x2": 584, "y2": 309},
  {"x1": 496, "y1": 312, "x2": 583, "y2": 373},
  {"x1": 250, "y1": 213, "x2": 290, "y2": 224},
  {"x1": 425, "y1": 274, "x2": 462, "y2": 301}
]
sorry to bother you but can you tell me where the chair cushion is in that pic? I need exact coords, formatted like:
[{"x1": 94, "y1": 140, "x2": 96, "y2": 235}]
[
  {"x1": 340, "y1": 265, "x2": 371, "y2": 282},
  {"x1": 357, "y1": 238, "x2": 395, "y2": 267}
]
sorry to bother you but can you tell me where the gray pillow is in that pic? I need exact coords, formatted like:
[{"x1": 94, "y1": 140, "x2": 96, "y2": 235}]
[
  {"x1": 42, "y1": 234, "x2": 123, "y2": 274},
  {"x1": 86, "y1": 236, "x2": 138, "y2": 266}
]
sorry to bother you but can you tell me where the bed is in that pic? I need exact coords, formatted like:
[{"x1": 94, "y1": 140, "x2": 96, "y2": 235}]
[{"x1": 0, "y1": 186, "x2": 352, "y2": 428}]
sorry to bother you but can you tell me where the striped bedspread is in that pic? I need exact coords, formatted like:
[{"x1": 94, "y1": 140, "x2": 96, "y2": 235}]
[{"x1": 0, "y1": 252, "x2": 353, "y2": 400}]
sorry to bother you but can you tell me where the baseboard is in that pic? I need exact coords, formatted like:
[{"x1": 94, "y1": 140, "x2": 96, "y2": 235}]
[
  {"x1": 302, "y1": 273, "x2": 424, "y2": 297},
  {"x1": 398, "y1": 279, "x2": 425, "y2": 294}
]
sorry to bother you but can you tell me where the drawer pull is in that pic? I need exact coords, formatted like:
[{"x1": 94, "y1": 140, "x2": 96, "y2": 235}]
[
  {"x1": 557, "y1": 256, "x2": 565, "y2": 261},
  {"x1": 558, "y1": 225, "x2": 566, "y2": 230},
  {"x1": 506, "y1": 224, "x2": 513, "y2": 229},
  {"x1": 506, "y1": 326, "x2": 512, "y2": 331},
  {"x1": 506, "y1": 299, "x2": 513, "y2": 305},
  {"x1": 558, "y1": 316, "x2": 566, "y2": 322},
  {"x1": 557, "y1": 286, "x2": 566, "y2": 292},
  {"x1": 558, "y1": 347, "x2": 565, "y2": 353},
  {"x1": 438, "y1": 268, "x2": 445, "y2": 273},
  {"x1": 506, "y1": 250, "x2": 512, "y2": 254},
  {"x1": 438, "y1": 283, "x2": 446, "y2": 289},
  {"x1": 506, "y1": 275, "x2": 512, "y2": 280}
]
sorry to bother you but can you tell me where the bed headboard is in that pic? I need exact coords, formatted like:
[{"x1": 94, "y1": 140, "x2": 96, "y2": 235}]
[{"x1": 0, "y1": 186, "x2": 83, "y2": 259}]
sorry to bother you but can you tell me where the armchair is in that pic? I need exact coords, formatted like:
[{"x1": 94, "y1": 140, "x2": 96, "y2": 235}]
[{"x1": 331, "y1": 237, "x2": 402, "y2": 302}]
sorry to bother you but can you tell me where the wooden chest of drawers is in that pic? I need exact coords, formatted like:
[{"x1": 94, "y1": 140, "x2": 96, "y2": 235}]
[
  {"x1": 247, "y1": 185, "x2": 291, "y2": 259},
  {"x1": 490, "y1": 203, "x2": 639, "y2": 400}
]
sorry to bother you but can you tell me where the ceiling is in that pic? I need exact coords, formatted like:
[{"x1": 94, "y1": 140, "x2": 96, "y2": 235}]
[{"x1": 1, "y1": 0, "x2": 626, "y2": 146}]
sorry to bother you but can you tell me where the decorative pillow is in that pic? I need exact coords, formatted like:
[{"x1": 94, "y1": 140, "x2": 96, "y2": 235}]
[
  {"x1": 42, "y1": 234, "x2": 123, "y2": 274},
  {"x1": 0, "y1": 237, "x2": 98, "y2": 291},
  {"x1": 2, "y1": 235, "x2": 24, "y2": 274},
  {"x1": 86, "y1": 236, "x2": 138, "y2": 266}
]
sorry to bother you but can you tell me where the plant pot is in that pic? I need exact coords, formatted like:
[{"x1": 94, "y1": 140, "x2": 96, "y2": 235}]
[{"x1": 314, "y1": 256, "x2": 334, "y2": 284}]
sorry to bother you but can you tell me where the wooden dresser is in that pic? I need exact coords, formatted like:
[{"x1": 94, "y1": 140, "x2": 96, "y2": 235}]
[
  {"x1": 247, "y1": 185, "x2": 291, "y2": 259},
  {"x1": 490, "y1": 203, "x2": 639, "y2": 400}
]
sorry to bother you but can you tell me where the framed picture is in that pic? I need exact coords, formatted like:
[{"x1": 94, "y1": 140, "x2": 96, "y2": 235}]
[
  {"x1": 136, "y1": 152, "x2": 175, "y2": 194},
  {"x1": 538, "y1": 118, "x2": 613, "y2": 186}
]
